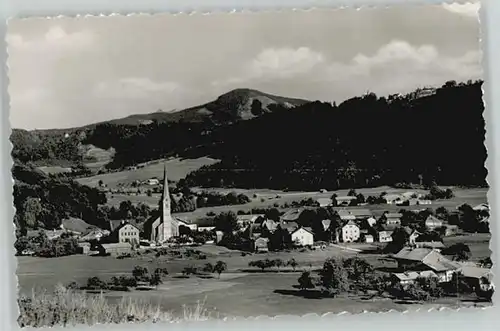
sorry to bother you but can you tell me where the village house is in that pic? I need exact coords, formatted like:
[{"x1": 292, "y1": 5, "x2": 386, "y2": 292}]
[
  {"x1": 254, "y1": 237, "x2": 270, "y2": 252},
  {"x1": 384, "y1": 212, "x2": 402, "y2": 226},
  {"x1": 77, "y1": 242, "x2": 91, "y2": 255},
  {"x1": 335, "y1": 196, "x2": 357, "y2": 206},
  {"x1": 392, "y1": 270, "x2": 439, "y2": 286},
  {"x1": 261, "y1": 219, "x2": 278, "y2": 232},
  {"x1": 367, "y1": 217, "x2": 377, "y2": 227},
  {"x1": 79, "y1": 228, "x2": 110, "y2": 242},
  {"x1": 392, "y1": 247, "x2": 459, "y2": 282},
  {"x1": 237, "y1": 214, "x2": 266, "y2": 227},
  {"x1": 109, "y1": 221, "x2": 140, "y2": 247},
  {"x1": 342, "y1": 220, "x2": 360, "y2": 243},
  {"x1": 317, "y1": 198, "x2": 333, "y2": 207},
  {"x1": 414, "y1": 241, "x2": 445, "y2": 251},
  {"x1": 98, "y1": 242, "x2": 132, "y2": 257},
  {"x1": 444, "y1": 225, "x2": 459, "y2": 236},
  {"x1": 280, "y1": 208, "x2": 306, "y2": 223},
  {"x1": 459, "y1": 265, "x2": 494, "y2": 291},
  {"x1": 363, "y1": 234, "x2": 374, "y2": 243},
  {"x1": 196, "y1": 218, "x2": 216, "y2": 232},
  {"x1": 383, "y1": 193, "x2": 403, "y2": 205},
  {"x1": 291, "y1": 227, "x2": 314, "y2": 246},
  {"x1": 425, "y1": 215, "x2": 444, "y2": 231},
  {"x1": 146, "y1": 178, "x2": 160, "y2": 186},
  {"x1": 473, "y1": 203, "x2": 490, "y2": 212},
  {"x1": 407, "y1": 228, "x2": 421, "y2": 245},
  {"x1": 378, "y1": 229, "x2": 394, "y2": 243}
]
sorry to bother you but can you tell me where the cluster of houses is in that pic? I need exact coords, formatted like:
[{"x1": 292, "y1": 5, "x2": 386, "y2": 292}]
[
  {"x1": 389, "y1": 245, "x2": 493, "y2": 292},
  {"x1": 317, "y1": 191, "x2": 433, "y2": 208}
]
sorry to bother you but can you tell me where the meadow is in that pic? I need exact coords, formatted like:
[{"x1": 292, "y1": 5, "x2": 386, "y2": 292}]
[{"x1": 17, "y1": 231, "x2": 491, "y2": 319}]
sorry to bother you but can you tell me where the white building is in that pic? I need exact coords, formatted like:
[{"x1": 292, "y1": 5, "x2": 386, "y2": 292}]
[
  {"x1": 291, "y1": 227, "x2": 314, "y2": 246},
  {"x1": 342, "y1": 221, "x2": 360, "y2": 243},
  {"x1": 378, "y1": 230, "x2": 393, "y2": 243}
]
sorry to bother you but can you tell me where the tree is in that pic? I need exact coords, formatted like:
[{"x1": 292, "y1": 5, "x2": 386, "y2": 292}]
[
  {"x1": 319, "y1": 258, "x2": 350, "y2": 296},
  {"x1": 149, "y1": 273, "x2": 162, "y2": 287},
  {"x1": 21, "y1": 197, "x2": 42, "y2": 229},
  {"x1": 203, "y1": 263, "x2": 214, "y2": 273},
  {"x1": 132, "y1": 266, "x2": 149, "y2": 281},
  {"x1": 441, "y1": 243, "x2": 472, "y2": 261},
  {"x1": 287, "y1": 258, "x2": 298, "y2": 271},
  {"x1": 215, "y1": 211, "x2": 240, "y2": 234},
  {"x1": 298, "y1": 271, "x2": 316, "y2": 291},
  {"x1": 213, "y1": 261, "x2": 227, "y2": 279},
  {"x1": 273, "y1": 259, "x2": 284, "y2": 272}
]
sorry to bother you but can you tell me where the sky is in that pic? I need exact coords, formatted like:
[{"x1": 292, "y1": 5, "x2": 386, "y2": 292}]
[{"x1": 7, "y1": 2, "x2": 482, "y2": 130}]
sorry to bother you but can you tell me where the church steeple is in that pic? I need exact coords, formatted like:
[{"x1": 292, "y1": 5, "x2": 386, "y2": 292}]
[{"x1": 161, "y1": 162, "x2": 173, "y2": 240}]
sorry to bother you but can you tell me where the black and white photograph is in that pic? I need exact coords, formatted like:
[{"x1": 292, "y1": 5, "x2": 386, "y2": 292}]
[{"x1": 6, "y1": 1, "x2": 493, "y2": 328}]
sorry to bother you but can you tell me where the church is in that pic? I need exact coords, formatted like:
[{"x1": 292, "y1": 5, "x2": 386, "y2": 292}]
[{"x1": 143, "y1": 163, "x2": 189, "y2": 243}]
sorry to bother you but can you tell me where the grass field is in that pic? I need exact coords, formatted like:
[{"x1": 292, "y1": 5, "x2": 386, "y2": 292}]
[
  {"x1": 104, "y1": 186, "x2": 488, "y2": 222},
  {"x1": 17, "y1": 232, "x2": 491, "y2": 318},
  {"x1": 76, "y1": 157, "x2": 219, "y2": 188}
]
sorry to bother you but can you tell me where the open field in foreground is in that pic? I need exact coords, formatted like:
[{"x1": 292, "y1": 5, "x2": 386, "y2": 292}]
[{"x1": 17, "y1": 233, "x2": 491, "y2": 318}]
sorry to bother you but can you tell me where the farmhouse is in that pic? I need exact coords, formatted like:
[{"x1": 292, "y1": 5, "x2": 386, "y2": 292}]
[
  {"x1": 459, "y1": 265, "x2": 494, "y2": 291},
  {"x1": 392, "y1": 270, "x2": 439, "y2": 285},
  {"x1": 414, "y1": 241, "x2": 445, "y2": 251},
  {"x1": 261, "y1": 219, "x2": 278, "y2": 232},
  {"x1": 79, "y1": 228, "x2": 110, "y2": 242},
  {"x1": 339, "y1": 209, "x2": 372, "y2": 220},
  {"x1": 60, "y1": 217, "x2": 96, "y2": 235},
  {"x1": 384, "y1": 213, "x2": 402, "y2": 226},
  {"x1": 280, "y1": 208, "x2": 306, "y2": 222},
  {"x1": 367, "y1": 217, "x2": 377, "y2": 227},
  {"x1": 383, "y1": 194, "x2": 403, "y2": 204},
  {"x1": 196, "y1": 218, "x2": 216, "y2": 232},
  {"x1": 425, "y1": 215, "x2": 443, "y2": 231},
  {"x1": 254, "y1": 237, "x2": 270, "y2": 252},
  {"x1": 77, "y1": 242, "x2": 91, "y2": 255},
  {"x1": 335, "y1": 196, "x2": 357, "y2": 206},
  {"x1": 342, "y1": 221, "x2": 360, "y2": 243},
  {"x1": 363, "y1": 234, "x2": 374, "y2": 243},
  {"x1": 237, "y1": 214, "x2": 266, "y2": 227},
  {"x1": 146, "y1": 178, "x2": 160, "y2": 185},
  {"x1": 317, "y1": 198, "x2": 333, "y2": 207},
  {"x1": 378, "y1": 230, "x2": 394, "y2": 243},
  {"x1": 392, "y1": 247, "x2": 459, "y2": 282},
  {"x1": 98, "y1": 243, "x2": 132, "y2": 256},
  {"x1": 473, "y1": 203, "x2": 490, "y2": 212},
  {"x1": 407, "y1": 229, "x2": 421, "y2": 245},
  {"x1": 291, "y1": 227, "x2": 314, "y2": 246},
  {"x1": 444, "y1": 225, "x2": 459, "y2": 236}
]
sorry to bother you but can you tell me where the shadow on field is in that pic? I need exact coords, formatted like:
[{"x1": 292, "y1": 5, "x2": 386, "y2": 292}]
[{"x1": 274, "y1": 289, "x2": 324, "y2": 299}]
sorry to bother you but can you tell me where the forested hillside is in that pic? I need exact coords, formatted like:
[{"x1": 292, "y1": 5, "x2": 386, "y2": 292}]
[
  {"x1": 184, "y1": 80, "x2": 486, "y2": 190},
  {"x1": 11, "y1": 80, "x2": 487, "y2": 191}
]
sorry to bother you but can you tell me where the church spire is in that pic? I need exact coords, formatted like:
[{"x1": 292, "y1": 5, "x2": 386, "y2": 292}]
[
  {"x1": 160, "y1": 162, "x2": 173, "y2": 241},
  {"x1": 162, "y1": 162, "x2": 169, "y2": 201}
]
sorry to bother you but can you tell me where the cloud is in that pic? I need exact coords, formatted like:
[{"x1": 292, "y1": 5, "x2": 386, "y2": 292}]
[
  {"x1": 7, "y1": 26, "x2": 94, "y2": 55},
  {"x1": 213, "y1": 47, "x2": 324, "y2": 87},
  {"x1": 442, "y1": 2, "x2": 480, "y2": 18},
  {"x1": 250, "y1": 47, "x2": 325, "y2": 79},
  {"x1": 93, "y1": 78, "x2": 182, "y2": 99},
  {"x1": 214, "y1": 40, "x2": 481, "y2": 101}
]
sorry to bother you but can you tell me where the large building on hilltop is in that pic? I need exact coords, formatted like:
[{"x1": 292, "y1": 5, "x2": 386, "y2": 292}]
[{"x1": 144, "y1": 163, "x2": 189, "y2": 243}]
